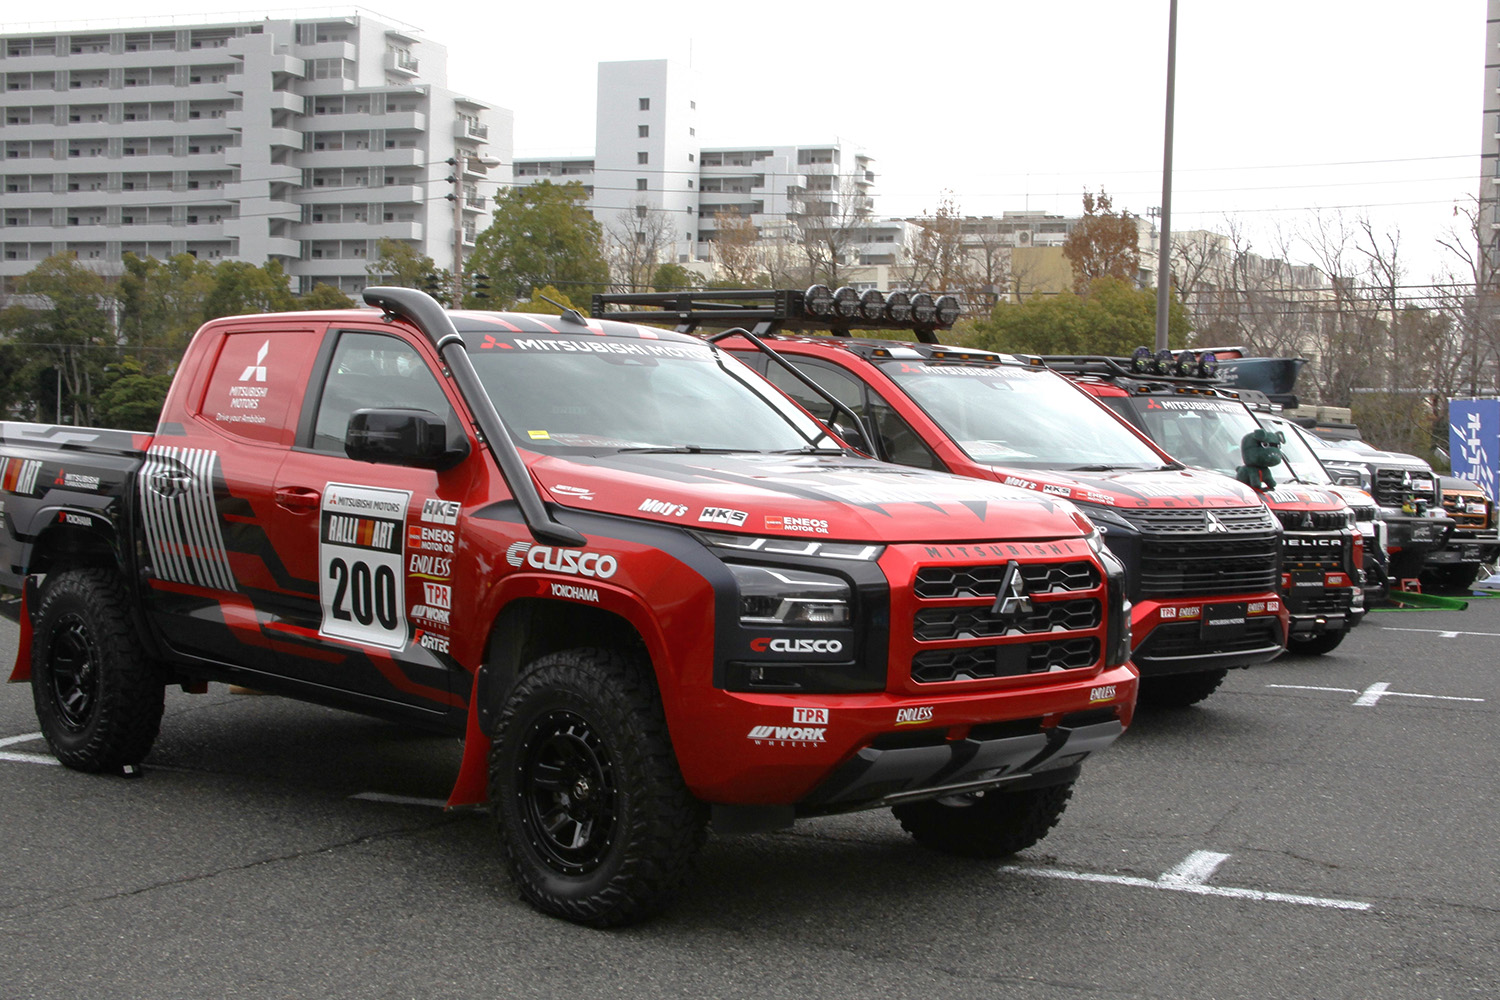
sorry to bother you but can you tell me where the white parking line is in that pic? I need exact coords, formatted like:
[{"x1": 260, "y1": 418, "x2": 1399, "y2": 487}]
[
  {"x1": 1001, "y1": 850, "x2": 1370, "y2": 911},
  {"x1": 1382, "y1": 627, "x2": 1500, "y2": 639},
  {"x1": 0, "y1": 732, "x2": 57, "y2": 765},
  {"x1": 1266, "y1": 682, "x2": 1485, "y2": 707}
]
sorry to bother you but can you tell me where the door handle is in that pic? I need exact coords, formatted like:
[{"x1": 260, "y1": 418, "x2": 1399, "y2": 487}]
[{"x1": 275, "y1": 486, "x2": 322, "y2": 513}]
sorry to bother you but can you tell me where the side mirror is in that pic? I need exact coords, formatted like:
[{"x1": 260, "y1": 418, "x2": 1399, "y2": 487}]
[
  {"x1": 346, "y1": 408, "x2": 469, "y2": 471},
  {"x1": 831, "y1": 419, "x2": 873, "y2": 456}
]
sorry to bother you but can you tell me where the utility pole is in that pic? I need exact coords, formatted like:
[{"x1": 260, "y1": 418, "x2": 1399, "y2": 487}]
[
  {"x1": 1154, "y1": 0, "x2": 1178, "y2": 352},
  {"x1": 447, "y1": 150, "x2": 502, "y2": 308}
]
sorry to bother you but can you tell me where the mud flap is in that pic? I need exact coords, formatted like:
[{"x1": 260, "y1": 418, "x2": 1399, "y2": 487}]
[
  {"x1": 445, "y1": 672, "x2": 492, "y2": 808},
  {"x1": 7, "y1": 576, "x2": 36, "y2": 683}
]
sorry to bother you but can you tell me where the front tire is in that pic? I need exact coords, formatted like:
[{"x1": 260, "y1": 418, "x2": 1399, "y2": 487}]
[
  {"x1": 893, "y1": 782, "x2": 1073, "y2": 858},
  {"x1": 490, "y1": 648, "x2": 707, "y2": 927},
  {"x1": 1286, "y1": 630, "x2": 1346, "y2": 656},
  {"x1": 1138, "y1": 668, "x2": 1228, "y2": 708},
  {"x1": 30, "y1": 568, "x2": 165, "y2": 771}
]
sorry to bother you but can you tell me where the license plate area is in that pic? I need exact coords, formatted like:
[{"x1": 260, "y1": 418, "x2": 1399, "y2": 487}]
[{"x1": 1201, "y1": 602, "x2": 1248, "y2": 640}]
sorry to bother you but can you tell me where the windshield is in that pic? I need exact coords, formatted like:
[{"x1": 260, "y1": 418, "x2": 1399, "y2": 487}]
[
  {"x1": 1260, "y1": 416, "x2": 1331, "y2": 485},
  {"x1": 1123, "y1": 396, "x2": 1265, "y2": 477},
  {"x1": 466, "y1": 332, "x2": 833, "y2": 453},
  {"x1": 879, "y1": 361, "x2": 1166, "y2": 471},
  {"x1": 1321, "y1": 438, "x2": 1381, "y2": 456}
]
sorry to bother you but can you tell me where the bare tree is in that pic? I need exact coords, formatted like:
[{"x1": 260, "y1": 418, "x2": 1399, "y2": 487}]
[
  {"x1": 895, "y1": 192, "x2": 977, "y2": 297},
  {"x1": 966, "y1": 221, "x2": 1012, "y2": 309},
  {"x1": 1062, "y1": 189, "x2": 1141, "y2": 295},
  {"x1": 787, "y1": 170, "x2": 874, "y2": 287},
  {"x1": 712, "y1": 208, "x2": 764, "y2": 286},
  {"x1": 604, "y1": 199, "x2": 678, "y2": 292}
]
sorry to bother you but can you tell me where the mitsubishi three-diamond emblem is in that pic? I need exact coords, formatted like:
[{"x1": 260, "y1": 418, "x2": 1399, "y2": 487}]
[
  {"x1": 990, "y1": 560, "x2": 1032, "y2": 621},
  {"x1": 1205, "y1": 510, "x2": 1227, "y2": 533}
]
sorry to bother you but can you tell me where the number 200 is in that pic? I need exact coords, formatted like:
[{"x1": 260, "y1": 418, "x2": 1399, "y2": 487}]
[{"x1": 328, "y1": 558, "x2": 398, "y2": 630}]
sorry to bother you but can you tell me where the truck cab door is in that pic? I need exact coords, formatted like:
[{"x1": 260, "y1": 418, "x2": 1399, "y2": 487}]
[{"x1": 267, "y1": 328, "x2": 473, "y2": 719}]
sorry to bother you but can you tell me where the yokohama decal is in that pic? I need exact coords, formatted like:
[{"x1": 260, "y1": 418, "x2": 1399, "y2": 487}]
[{"x1": 139, "y1": 446, "x2": 237, "y2": 592}]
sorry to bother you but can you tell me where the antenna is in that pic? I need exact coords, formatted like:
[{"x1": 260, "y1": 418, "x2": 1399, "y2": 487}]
[{"x1": 539, "y1": 293, "x2": 589, "y2": 326}]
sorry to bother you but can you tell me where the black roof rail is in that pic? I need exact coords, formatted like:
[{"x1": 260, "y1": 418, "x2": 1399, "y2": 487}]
[{"x1": 1040, "y1": 354, "x2": 1225, "y2": 387}]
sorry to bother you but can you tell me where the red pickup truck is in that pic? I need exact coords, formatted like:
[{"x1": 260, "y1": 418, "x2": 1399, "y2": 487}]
[
  {"x1": 3, "y1": 287, "x2": 1136, "y2": 926},
  {"x1": 596, "y1": 289, "x2": 1288, "y2": 708}
]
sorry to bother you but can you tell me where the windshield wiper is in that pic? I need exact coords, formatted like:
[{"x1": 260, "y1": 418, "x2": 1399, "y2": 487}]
[
  {"x1": 770, "y1": 446, "x2": 845, "y2": 455},
  {"x1": 1068, "y1": 464, "x2": 1117, "y2": 472},
  {"x1": 616, "y1": 445, "x2": 759, "y2": 454}
]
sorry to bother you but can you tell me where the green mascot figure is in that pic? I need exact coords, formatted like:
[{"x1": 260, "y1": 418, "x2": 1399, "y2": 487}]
[{"x1": 1236, "y1": 428, "x2": 1284, "y2": 491}]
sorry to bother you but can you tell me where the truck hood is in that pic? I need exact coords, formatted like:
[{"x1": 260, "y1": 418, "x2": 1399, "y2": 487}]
[
  {"x1": 530, "y1": 452, "x2": 1087, "y2": 543},
  {"x1": 1260, "y1": 484, "x2": 1349, "y2": 511},
  {"x1": 972, "y1": 465, "x2": 1261, "y2": 510}
]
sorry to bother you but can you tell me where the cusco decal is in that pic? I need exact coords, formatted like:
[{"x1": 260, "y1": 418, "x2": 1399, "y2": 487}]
[
  {"x1": 139, "y1": 446, "x2": 237, "y2": 591},
  {"x1": 319, "y1": 483, "x2": 411, "y2": 651},
  {"x1": 505, "y1": 541, "x2": 618, "y2": 578}
]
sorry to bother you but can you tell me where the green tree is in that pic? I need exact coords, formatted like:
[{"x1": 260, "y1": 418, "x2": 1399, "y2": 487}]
[
  {"x1": 117, "y1": 252, "x2": 216, "y2": 376},
  {"x1": 510, "y1": 285, "x2": 579, "y2": 314},
  {"x1": 1, "y1": 252, "x2": 117, "y2": 424},
  {"x1": 366, "y1": 238, "x2": 442, "y2": 289},
  {"x1": 651, "y1": 262, "x2": 696, "y2": 292},
  {"x1": 467, "y1": 181, "x2": 609, "y2": 308},
  {"x1": 203, "y1": 260, "x2": 297, "y2": 319},
  {"x1": 298, "y1": 283, "x2": 357, "y2": 310},
  {"x1": 965, "y1": 277, "x2": 1190, "y2": 357},
  {"x1": 1062, "y1": 189, "x2": 1142, "y2": 295},
  {"x1": 94, "y1": 356, "x2": 175, "y2": 431}
]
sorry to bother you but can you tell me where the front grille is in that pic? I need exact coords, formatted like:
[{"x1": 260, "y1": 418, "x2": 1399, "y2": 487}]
[
  {"x1": 1442, "y1": 493, "x2": 1490, "y2": 531},
  {"x1": 1138, "y1": 535, "x2": 1281, "y2": 597},
  {"x1": 1282, "y1": 531, "x2": 1348, "y2": 573},
  {"x1": 1121, "y1": 506, "x2": 1276, "y2": 534},
  {"x1": 912, "y1": 639, "x2": 1099, "y2": 683},
  {"x1": 1373, "y1": 467, "x2": 1438, "y2": 508},
  {"x1": 1275, "y1": 508, "x2": 1350, "y2": 531},
  {"x1": 1134, "y1": 619, "x2": 1282, "y2": 660},
  {"x1": 914, "y1": 599, "x2": 1101, "y2": 640},
  {"x1": 1347, "y1": 504, "x2": 1377, "y2": 522},
  {"x1": 914, "y1": 561, "x2": 1098, "y2": 599}
]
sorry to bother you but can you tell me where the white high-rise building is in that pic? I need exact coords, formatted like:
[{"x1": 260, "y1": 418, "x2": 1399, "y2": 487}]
[
  {"x1": 1, "y1": 13, "x2": 510, "y2": 294},
  {"x1": 512, "y1": 59, "x2": 876, "y2": 267}
]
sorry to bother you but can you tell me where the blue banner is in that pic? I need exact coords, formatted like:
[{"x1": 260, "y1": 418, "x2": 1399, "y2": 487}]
[{"x1": 1449, "y1": 399, "x2": 1500, "y2": 502}]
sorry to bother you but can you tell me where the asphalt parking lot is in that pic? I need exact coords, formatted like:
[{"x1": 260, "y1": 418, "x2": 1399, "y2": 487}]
[{"x1": 2, "y1": 597, "x2": 1497, "y2": 1000}]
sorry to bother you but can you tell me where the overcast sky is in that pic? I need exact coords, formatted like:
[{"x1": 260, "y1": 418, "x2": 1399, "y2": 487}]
[{"x1": 6, "y1": 0, "x2": 1487, "y2": 284}]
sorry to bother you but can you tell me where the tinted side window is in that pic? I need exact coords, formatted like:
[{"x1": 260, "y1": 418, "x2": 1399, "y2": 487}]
[
  {"x1": 312, "y1": 332, "x2": 454, "y2": 453},
  {"x1": 767, "y1": 357, "x2": 942, "y2": 470},
  {"x1": 199, "y1": 329, "x2": 322, "y2": 446}
]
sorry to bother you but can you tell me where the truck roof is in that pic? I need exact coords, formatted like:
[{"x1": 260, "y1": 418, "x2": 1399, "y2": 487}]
[{"x1": 204, "y1": 306, "x2": 701, "y2": 345}]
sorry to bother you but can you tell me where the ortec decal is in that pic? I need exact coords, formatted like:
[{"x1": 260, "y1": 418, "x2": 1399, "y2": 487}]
[{"x1": 505, "y1": 542, "x2": 619, "y2": 579}]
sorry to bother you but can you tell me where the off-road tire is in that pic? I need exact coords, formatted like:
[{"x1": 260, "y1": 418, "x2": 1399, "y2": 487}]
[
  {"x1": 30, "y1": 568, "x2": 165, "y2": 771},
  {"x1": 893, "y1": 781, "x2": 1073, "y2": 858},
  {"x1": 490, "y1": 648, "x2": 707, "y2": 927},
  {"x1": 1286, "y1": 630, "x2": 1347, "y2": 656},
  {"x1": 1422, "y1": 564, "x2": 1480, "y2": 592},
  {"x1": 1138, "y1": 668, "x2": 1229, "y2": 708}
]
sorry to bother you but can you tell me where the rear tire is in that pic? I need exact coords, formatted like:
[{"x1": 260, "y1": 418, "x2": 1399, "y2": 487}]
[
  {"x1": 893, "y1": 782, "x2": 1073, "y2": 858},
  {"x1": 1138, "y1": 668, "x2": 1228, "y2": 708},
  {"x1": 490, "y1": 648, "x2": 707, "y2": 927},
  {"x1": 1286, "y1": 630, "x2": 1346, "y2": 656},
  {"x1": 30, "y1": 568, "x2": 164, "y2": 771}
]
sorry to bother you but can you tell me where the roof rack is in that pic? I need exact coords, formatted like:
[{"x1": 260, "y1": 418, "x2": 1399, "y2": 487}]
[
  {"x1": 590, "y1": 286, "x2": 960, "y2": 343},
  {"x1": 1039, "y1": 354, "x2": 1224, "y2": 387}
]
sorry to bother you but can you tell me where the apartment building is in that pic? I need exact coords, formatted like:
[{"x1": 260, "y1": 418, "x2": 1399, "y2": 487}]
[
  {"x1": 511, "y1": 59, "x2": 877, "y2": 267},
  {"x1": 1, "y1": 13, "x2": 510, "y2": 294}
]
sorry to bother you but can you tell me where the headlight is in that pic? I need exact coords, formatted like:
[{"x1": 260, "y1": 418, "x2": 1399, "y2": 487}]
[
  {"x1": 1070, "y1": 501, "x2": 1136, "y2": 538},
  {"x1": 727, "y1": 564, "x2": 851, "y2": 626}
]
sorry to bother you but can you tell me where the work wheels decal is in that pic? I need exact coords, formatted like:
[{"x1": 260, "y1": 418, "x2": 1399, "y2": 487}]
[{"x1": 319, "y1": 483, "x2": 411, "y2": 650}]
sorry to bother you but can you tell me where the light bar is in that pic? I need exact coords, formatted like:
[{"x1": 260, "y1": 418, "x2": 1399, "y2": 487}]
[
  {"x1": 934, "y1": 294, "x2": 961, "y2": 326},
  {"x1": 910, "y1": 292, "x2": 937, "y2": 324},
  {"x1": 804, "y1": 284, "x2": 835, "y2": 317},
  {"x1": 885, "y1": 290, "x2": 912, "y2": 322},
  {"x1": 859, "y1": 288, "x2": 886, "y2": 321}
]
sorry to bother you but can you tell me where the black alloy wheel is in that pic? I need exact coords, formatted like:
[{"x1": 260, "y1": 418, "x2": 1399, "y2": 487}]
[{"x1": 516, "y1": 709, "x2": 619, "y2": 875}]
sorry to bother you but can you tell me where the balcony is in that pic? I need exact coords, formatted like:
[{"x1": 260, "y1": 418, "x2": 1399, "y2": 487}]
[
  {"x1": 454, "y1": 118, "x2": 489, "y2": 140},
  {"x1": 385, "y1": 52, "x2": 420, "y2": 76}
]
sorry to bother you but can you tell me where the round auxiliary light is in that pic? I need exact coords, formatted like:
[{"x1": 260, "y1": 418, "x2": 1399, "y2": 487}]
[
  {"x1": 832, "y1": 285, "x2": 861, "y2": 319},
  {"x1": 1130, "y1": 346, "x2": 1152, "y2": 373},
  {"x1": 1174, "y1": 350, "x2": 1198, "y2": 377},
  {"x1": 934, "y1": 294, "x2": 961, "y2": 326},
  {"x1": 1153, "y1": 349, "x2": 1174, "y2": 375},
  {"x1": 910, "y1": 291, "x2": 937, "y2": 325},
  {"x1": 804, "y1": 284, "x2": 836, "y2": 317},
  {"x1": 1198, "y1": 351, "x2": 1218, "y2": 378},
  {"x1": 885, "y1": 289, "x2": 913, "y2": 323},
  {"x1": 859, "y1": 288, "x2": 886, "y2": 321}
]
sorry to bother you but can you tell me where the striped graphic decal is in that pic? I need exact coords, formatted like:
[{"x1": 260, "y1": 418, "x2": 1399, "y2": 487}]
[
  {"x1": 139, "y1": 446, "x2": 238, "y2": 592},
  {"x1": 0, "y1": 456, "x2": 43, "y2": 495}
]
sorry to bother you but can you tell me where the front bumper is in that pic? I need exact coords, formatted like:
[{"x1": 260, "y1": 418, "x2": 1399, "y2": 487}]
[
  {"x1": 1128, "y1": 595, "x2": 1287, "y2": 677},
  {"x1": 1424, "y1": 531, "x2": 1500, "y2": 568},
  {"x1": 1385, "y1": 515, "x2": 1455, "y2": 578}
]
